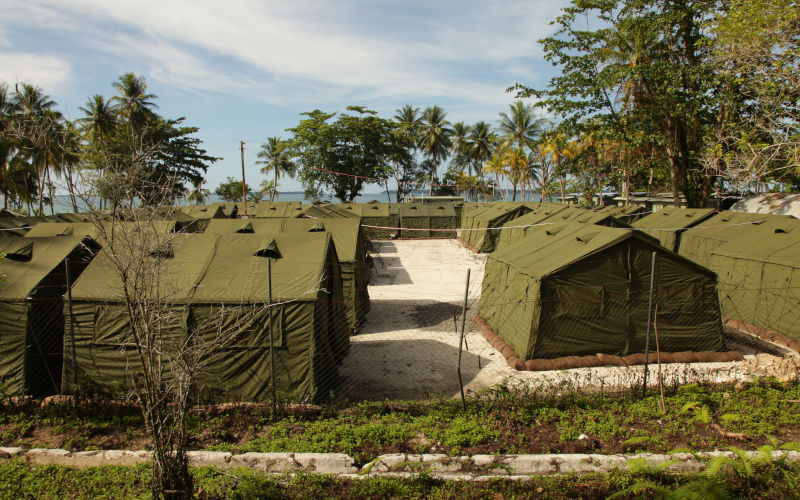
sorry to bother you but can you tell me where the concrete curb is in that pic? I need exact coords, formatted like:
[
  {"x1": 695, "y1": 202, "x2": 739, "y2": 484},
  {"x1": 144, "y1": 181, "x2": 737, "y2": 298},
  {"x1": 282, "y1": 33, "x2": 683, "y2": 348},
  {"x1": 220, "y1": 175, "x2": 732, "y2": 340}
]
[
  {"x1": 1, "y1": 448, "x2": 798, "y2": 478},
  {"x1": 359, "y1": 450, "x2": 800, "y2": 478}
]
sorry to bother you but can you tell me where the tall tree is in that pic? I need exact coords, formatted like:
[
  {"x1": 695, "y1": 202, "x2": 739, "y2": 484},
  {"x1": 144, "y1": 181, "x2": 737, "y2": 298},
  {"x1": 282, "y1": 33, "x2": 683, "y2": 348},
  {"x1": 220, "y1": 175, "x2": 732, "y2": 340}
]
[
  {"x1": 255, "y1": 137, "x2": 295, "y2": 201},
  {"x1": 284, "y1": 106, "x2": 396, "y2": 202},
  {"x1": 419, "y1": 105, "x2": 453, "y2": 195},
  {"x1": 391, "y1": 105, "x2": 424, "y2": 201},
  {"x1": 498, "y1": 101, "x2": 546, "y2": 152},
  {"x1": 514, "y1": 0, "x2": 723, "y2": 207},
  {"x1": 449, "y1": 121, "x2": 472, "y2": 172},
  {"x1": 467, "y1": 121, "x2": 496, "y2": 177},
  {"x1": 111, "y1": 72, "x2": 158, "y2": 132}
]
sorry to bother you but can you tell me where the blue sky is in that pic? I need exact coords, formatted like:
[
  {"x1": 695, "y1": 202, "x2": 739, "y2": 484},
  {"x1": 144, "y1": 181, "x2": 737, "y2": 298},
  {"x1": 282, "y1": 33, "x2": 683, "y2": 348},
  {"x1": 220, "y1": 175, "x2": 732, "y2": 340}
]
[{"x1": 0, "y1": 0, "x2": 568, "y2": 193}]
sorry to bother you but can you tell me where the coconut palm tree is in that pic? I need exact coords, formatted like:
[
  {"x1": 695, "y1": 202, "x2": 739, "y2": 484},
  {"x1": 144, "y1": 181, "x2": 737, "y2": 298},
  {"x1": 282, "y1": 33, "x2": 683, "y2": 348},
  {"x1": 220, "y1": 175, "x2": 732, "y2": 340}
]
[
  {"x1": 449, "y1": 121, "x2": 472, "y2": 172},
  {"x1": 393, "y1": 105, "x2": 421, "y2": 145},
  {"x1": 505, "y1": 147, "x2": 530, "y2": 201},
  {"x1": 468, "y1": 121, "x2": 495, "y2": 177},
  {"x1": 10, "y1": 84, "x2": 58, "y2": 214},
  {"x1": 419, "y1": 106, "x2": 452, "y2": 195},
  {"x1": 498, "y1": 101, "x2": 547, "y2": 152},
  {"x1": 78, "y1": 94, "x2": 118, "y2": 164},
  {"x1": 256, "y1": 137, "x2": 294, "y2": 201},
  {"x1": 186, "y1": 179, "x2": 209, "y2": 205},
  {"x1": 111, "y1": 73, "x2": 158, "y2": 132},
  {"x1": 481, "y1": 152, "x2": 508, "y2": 201}
]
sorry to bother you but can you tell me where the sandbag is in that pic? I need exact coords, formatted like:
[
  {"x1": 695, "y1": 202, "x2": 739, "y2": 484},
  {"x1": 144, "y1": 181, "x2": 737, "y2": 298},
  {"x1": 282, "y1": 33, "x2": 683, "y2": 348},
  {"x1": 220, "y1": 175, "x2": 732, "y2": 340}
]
[
  {"x1": 672, "y1": 351, "x2": 699, "y2": 363},
  {"x1": 623, "y1": 353, "x2": 646, "y2": 366},
  {"x1": 596, "y1": 353, "x2": 627, "y2": 366},
  {"x1": 525, "y1": 359, "x2": 555, "y2": 371}
]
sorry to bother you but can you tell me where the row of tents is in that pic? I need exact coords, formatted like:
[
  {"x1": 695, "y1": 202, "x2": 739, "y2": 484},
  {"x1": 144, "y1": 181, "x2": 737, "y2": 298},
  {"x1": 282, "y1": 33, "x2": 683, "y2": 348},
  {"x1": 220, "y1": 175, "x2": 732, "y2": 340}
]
[
  {"x1": 0, "y1": 214, "x2": 373, "y2": 402},
  {"x1": 462, "y1": 202, "x2": 800, "y2": 361},
  {"x1": 176, "y1": 201, "x2": 459, "y2": 239}
]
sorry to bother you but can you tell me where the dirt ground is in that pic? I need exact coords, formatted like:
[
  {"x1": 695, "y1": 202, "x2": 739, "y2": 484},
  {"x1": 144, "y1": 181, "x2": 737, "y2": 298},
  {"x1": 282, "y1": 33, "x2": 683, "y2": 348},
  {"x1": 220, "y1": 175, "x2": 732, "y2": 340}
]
[{"x1": 337, "y1": 239, "x2": 799, "y2": 402}]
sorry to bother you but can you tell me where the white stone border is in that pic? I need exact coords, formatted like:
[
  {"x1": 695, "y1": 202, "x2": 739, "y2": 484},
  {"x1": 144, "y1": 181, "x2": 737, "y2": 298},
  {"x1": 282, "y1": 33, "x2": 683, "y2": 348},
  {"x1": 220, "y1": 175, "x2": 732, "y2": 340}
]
[{"x1": 1, "y1": 448, "x2": 798, "y2": 478}]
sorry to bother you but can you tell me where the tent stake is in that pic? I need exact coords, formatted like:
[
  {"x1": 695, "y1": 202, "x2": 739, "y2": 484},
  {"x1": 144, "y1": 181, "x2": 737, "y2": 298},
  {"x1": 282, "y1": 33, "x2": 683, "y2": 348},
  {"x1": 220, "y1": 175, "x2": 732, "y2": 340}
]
[
  {"x1": 643, "y1": 251, "x2": 656, "y2": 398},
  {"x1": 458, "y1": 268, "x2": 471, "y2": 411}
]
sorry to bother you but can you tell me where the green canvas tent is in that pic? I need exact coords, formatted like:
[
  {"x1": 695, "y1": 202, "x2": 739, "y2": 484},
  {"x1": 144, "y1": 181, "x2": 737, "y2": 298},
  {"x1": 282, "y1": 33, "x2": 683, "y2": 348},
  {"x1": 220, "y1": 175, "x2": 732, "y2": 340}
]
[
  {"x1": 398, "y1": 204, "x2": 457, "y2": 238},
  {"x1": 0, "y1": 235, "x2": 99, "y2": 396},
  {"x1": 302, "y1": 204, "x2": 361, "y2": 219},
  {"x1": 63, "y1": 232, "x2": 348, "y2": 403},
  {"x1": 596, "y1": 205, "x2": 647, "y2": 223},
  {"x1": 679, "y1": 212, "x2": 798, "y2": 268},
  {"x1": 462, "y1": 203, "x2": 533, "y2": 252},
  {"x1": 493, "y1": 206, "x2": 629, "y2": 253},
  {"x1": 204, "y1": 218, "x2": 370, "y2": 329},
  {"x1": 632, "y1": 207, "x2": 717, "y2": 251},
  {"x1": 253, "y1": 201, "x2": 307, "y2": 218},
  {"x1": 176, "y1": 205, "x2": 227, "y2": 230},
  {"x1": 24, "y1": 220, "x2": 195, "y2": 239},
  {"x1": 479, "y1": 223, "x2": 724, "y2": 359},
  {"x1": 335, "y1": 203, "x2": 398, "y2": 239},
  {"x1": 710, "y1": 221, "x2": 800, "y2": 342}
]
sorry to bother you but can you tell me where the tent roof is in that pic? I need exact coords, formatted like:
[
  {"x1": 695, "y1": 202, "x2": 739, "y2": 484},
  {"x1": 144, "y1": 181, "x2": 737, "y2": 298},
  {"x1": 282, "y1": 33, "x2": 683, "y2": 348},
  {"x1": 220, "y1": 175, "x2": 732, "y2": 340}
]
[
  {"x1": 24, "y1": 220, "x2": 183, "y2": 240},
  {"x1": 398, "y1": 204, "x2": 457, "y2": 217},
  {"x1": 632, "y1": 207, "x2": 717, "y2": 230},
  {"x1": 204, "y1": 217, "x2": 362, "y2": 262},
  {"x1": 70, "y1": 232, "x2": 334, "y2": 303},
  {"x1": 490, "y1": 223, "x2": 667, "y2": 279},
  {"x1": 712, "y1": 220, "x2": 800, "y2": 268},
  {"x1": 253, "y1": 201, "x2": 306, "y2": 218},
  {"x1": 177, "y1": 205, "x2": 226, "y2": 219},
  {"x1": 302, "y1": 204, "x2": 360, "y2": 219},
  {"x1": 0, "y1": 235, "x2": 94, "y2": 299}
]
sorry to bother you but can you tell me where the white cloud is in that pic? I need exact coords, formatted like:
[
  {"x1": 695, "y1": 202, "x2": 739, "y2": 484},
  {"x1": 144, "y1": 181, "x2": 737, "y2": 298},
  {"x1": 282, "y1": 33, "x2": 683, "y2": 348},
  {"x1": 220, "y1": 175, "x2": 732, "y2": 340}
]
[
  {"x1": 3, "y1": 0, "x2": 566, "y2": 106},
  {"x1": 0, "y1": 52, "x2": 71, "y2": 91}
]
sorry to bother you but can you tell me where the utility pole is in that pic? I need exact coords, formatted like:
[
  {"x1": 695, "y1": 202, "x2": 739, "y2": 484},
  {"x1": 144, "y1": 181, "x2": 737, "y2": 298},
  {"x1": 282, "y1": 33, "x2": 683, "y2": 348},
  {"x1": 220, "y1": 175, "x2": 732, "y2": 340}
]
[{"x1": 240, "y1": 141, "x2": 248, "y2": 217}]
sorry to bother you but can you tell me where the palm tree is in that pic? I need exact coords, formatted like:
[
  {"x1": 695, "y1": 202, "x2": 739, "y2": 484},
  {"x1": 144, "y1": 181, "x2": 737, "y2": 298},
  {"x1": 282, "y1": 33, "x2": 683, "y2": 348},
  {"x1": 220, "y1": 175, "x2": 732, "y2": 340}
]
[
  {"x1": 419, "y1": 106, "x2": 453, "y2": 195},
  {"x1": 449, "y1": 121, "x2": 472, "y2": 172},
  {"x1": 498, "y1": 101, "x2": 547, "y2": 151},
  {"x1": 111, "y1": 73, "x2": 158, "y2": 131},
  {"x1": 393, "y1": 105, "x2": 421, "y2": 144},
  {"x1": 10, "y1": 84, "x2": 58, "y2": 214},
  {"x1": 186, "y1": 179, "x2": 209, "y2": 205},
  {"x1": 255, "y1": 137, "x2": 294, "y2": 201},
  {"x1": 467, "y1": 121, "x2": 495, "y2": 177},
  {"x1": 78, "y1": 94, "x2": 118, "y2": 163},
  {"x1": 481, "y1": 152, "x2": 508, "y2": 201},
  {"x1": 504, "y1": 147, "x2": 529, "y2": 201}
]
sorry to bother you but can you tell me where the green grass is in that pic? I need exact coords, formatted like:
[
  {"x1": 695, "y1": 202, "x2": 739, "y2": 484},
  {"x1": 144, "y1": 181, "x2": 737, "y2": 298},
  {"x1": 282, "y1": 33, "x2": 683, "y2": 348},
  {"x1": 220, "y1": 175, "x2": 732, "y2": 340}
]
[
  {"x1": 0, "y1": 457, "x2": 798, "y2": 499},
  {"x1": 2, "y1": 379, "x2": 800, "y2": 465}
]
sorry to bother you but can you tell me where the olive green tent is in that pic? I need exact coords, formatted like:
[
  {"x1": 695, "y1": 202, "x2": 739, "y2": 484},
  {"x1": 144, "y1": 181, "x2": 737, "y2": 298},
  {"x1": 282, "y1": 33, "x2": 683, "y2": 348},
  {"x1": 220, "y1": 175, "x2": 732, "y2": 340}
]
[
  {"x1": 479, "y1": 223, "x2": 724, "y2": 359},
  {"x1": 493, "y1": 206, "x2": 629, "y2": 253},
  {"x1": 596, "y1": 205, "x2": 647, "y2": 223},
  {"x1": 302, "y1": 204, "x2": 361, "y2": 219},
  {"x1": 710, "y1": 221, "x2": 800, "y2": 342},
  {"x1": 63, "y1": 232, "x2": 348, "y2": 403},
  {"x1": 0, "y1": 235, "x2": 99, "y2": 396},
  {"x1": 398, "y1": 204, "x2": 457, "y2": 238},
  {"x1": 204, "y1": 218, "x2": 370, "y2": 330},
  {"x1": 254, "y1": 201, "x2": 307, "y2": 218},
  {"x1": 462, "y1": 203, "x2": 533, "y2": 252},
  {"x1": 176, "y1": 205, "x2": 227, "y2": 230},
  {"x1": 632, "y1": 207, "x2": 717, "y2": 251},
  {"x1": 25, "y1": 220, "x2": 195, "y2": 239},
  {"x1": 335, "y1": 203, "x2": 398, "y2": 239},
  {"x1": 679, "y1": 212, "x2": 798, "y2": 268}
]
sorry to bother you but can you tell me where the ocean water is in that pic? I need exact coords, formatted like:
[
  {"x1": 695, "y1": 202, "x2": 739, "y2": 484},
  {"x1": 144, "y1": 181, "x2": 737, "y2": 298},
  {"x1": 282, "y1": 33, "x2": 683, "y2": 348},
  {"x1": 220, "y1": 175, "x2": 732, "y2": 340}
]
[{"x1": 43, "y1": 190, "x2": 542, "y2": 214}]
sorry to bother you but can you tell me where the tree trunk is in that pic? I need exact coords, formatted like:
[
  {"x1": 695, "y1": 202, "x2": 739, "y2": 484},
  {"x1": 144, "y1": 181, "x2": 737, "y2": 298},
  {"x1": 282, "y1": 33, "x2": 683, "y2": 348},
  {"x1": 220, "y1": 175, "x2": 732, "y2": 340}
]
[{"x1": 559, "y1": 177, "x2": 566, "y2": 205}]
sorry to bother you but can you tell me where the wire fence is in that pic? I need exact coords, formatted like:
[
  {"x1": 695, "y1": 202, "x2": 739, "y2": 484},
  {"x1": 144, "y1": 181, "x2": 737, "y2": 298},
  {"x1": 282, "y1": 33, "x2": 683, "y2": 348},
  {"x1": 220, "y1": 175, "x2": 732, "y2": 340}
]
[{"x1": 2, "y1": 224, "x2": 799, "y2": 410}]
